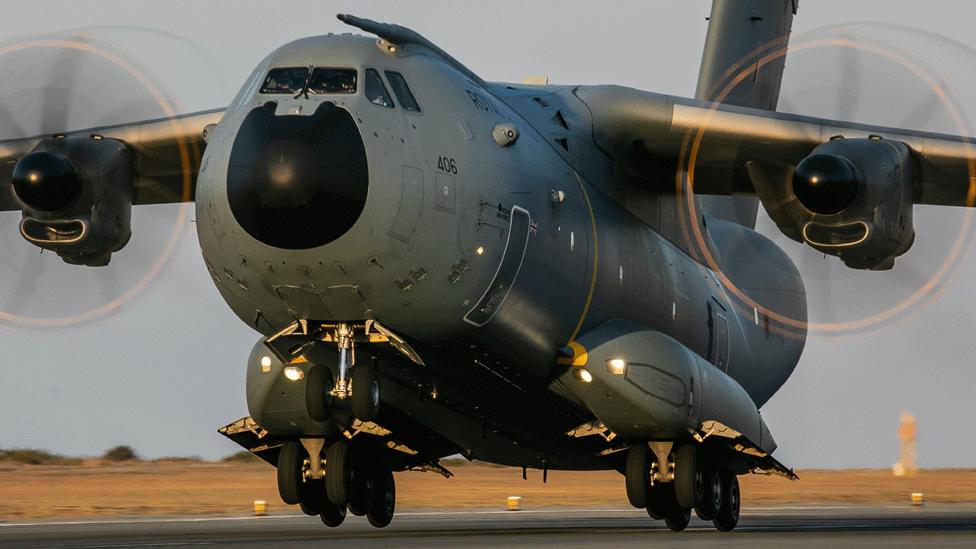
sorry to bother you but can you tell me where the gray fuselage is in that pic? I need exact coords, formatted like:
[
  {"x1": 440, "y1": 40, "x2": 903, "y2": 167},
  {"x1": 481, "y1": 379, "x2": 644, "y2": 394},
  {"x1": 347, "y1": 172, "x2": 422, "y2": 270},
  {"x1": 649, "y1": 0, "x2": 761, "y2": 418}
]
[{"x1": 195, "y1": 34, "x2": 807, "y2": 466}]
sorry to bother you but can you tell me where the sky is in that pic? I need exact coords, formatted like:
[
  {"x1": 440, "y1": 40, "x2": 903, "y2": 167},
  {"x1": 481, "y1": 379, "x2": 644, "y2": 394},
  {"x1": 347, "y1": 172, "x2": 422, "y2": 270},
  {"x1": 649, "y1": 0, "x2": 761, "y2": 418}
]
[{"x1": 0, "y1": 0, "x2": 975, "y2": 468}]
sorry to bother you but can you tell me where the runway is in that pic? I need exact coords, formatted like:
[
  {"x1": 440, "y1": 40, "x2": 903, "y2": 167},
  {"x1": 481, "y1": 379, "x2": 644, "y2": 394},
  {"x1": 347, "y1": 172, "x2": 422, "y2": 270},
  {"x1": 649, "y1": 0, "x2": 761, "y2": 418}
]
[{"x1": 2, "y1": 505, "x2": 975, "y2": 548}]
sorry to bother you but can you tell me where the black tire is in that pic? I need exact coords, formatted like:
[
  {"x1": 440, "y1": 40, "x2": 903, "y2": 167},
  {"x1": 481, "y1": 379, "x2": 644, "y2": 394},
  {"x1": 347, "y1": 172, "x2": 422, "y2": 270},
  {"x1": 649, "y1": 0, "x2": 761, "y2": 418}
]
[
  {"x1": 347, "y1": 463, "x2": 371, "y2": 516},
  {"x1": 713, "y1": 471, "x2": 740, "y2": 532},
  {"x1": 674, "y1": 445, "x2": 703, "y2": 510},
  {"x1": 299, "y1": 479, "x2": 326, "y2": 515},
  {"x1": 366, "y1": 469, "x2": 396, "y2": 528},
  {"x1": 276, "y1": 440, "x2": 303, "y2": 505},
  {"x1": 351, "y1": 362, "x2": 380, "y2": 421},
  {"x1": 665, "y1": 507, "x2": 691, "y2": 532},
  {"x1": 695, "y1": 467, "x2": 722, "y2": 521},
  {"x1": 646, "y1": 482, "x2": 677, "y2": 521},
  {"x1": 325, "y1": 441, "x2": 351, "y2": 506},
  {"x1": 625, "y1": 444, "x2": 651, "y2": 508},
  {"x1": 319, "y1": 499, "x2": 346, "y2": 527},
  {"x1": 306, "y1": 365, "x2": 333, "y2": 422}
]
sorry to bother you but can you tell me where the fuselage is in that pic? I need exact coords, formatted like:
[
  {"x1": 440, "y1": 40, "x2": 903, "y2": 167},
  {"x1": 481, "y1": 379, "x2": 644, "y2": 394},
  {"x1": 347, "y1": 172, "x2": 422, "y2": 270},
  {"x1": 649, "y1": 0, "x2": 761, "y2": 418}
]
[{"x1": 195, "y1": 34, "x2": 807, "y2": 466}]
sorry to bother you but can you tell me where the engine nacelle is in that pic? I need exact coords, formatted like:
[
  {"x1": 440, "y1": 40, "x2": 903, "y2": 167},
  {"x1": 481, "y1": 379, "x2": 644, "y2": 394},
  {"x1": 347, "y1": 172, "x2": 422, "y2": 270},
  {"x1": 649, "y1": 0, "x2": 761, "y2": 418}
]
[
  {"x1": 11, "y1": 136, "x2": 134, "y2": 266},
  {"x1": 751, "y1": 137, "x2": 916, "y2": 270}
]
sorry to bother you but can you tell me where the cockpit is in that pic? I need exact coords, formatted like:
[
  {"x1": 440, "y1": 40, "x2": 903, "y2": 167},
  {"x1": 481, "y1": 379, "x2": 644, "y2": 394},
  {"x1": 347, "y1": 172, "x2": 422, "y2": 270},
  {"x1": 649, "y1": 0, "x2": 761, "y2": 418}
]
[
  {"x1": 259, "y1": 66, "x2": 421, "y2": 113},
  {"x1": 260, "y1": 67, "x2": 358, "y2": 96}
]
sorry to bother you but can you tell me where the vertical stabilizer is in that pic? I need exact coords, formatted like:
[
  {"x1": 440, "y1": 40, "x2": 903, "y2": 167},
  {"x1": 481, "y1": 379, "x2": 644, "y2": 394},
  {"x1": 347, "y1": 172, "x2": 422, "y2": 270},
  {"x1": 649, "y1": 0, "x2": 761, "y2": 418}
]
[
  {"x1": 696, "y1": 0, "x2": 797, "y2": 109},
  {"x1": 694, "y1": 0, "x2": 798, "y2": 227}
]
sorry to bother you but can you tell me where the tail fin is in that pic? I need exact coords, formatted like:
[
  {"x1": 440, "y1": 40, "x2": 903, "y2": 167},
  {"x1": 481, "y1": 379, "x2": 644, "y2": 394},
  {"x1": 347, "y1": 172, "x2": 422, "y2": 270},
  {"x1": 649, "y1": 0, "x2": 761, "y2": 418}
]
[
  {"x1": 694, "y1": 0, "x2": 798, "y2": 227},
  {"x1": 696, "y1": 0, "x2": 798, "y2": 110}
]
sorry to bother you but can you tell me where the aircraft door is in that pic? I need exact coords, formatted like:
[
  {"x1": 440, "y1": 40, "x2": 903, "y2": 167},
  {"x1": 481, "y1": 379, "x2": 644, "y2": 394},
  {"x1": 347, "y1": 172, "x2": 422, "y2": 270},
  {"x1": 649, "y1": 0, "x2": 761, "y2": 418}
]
[
  {"x1": 463, "y1": 206, "x2": 531, "y2": 326},
  {"x1": 708, "y1": 299, "x2": 730, "y2": 372}
]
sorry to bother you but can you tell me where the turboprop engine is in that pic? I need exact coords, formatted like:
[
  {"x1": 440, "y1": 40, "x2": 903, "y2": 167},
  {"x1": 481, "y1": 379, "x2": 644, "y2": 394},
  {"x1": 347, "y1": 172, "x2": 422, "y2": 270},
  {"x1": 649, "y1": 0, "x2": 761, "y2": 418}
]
[
  {"x1": 10, "y1": 135, "x2": 135, "y2": 266},
  {"x1": 748, "y1": 137, "x2": 916, "y2": 270}
]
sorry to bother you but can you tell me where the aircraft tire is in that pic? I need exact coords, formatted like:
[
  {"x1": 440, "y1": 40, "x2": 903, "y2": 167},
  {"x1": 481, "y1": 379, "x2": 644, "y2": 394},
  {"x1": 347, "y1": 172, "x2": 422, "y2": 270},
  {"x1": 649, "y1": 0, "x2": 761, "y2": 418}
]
[
  {"x1": 695, "y1": 467, "x2": 722, "y2": 521},
  {"x1": 712, "y1": 471, "x2": 740, "y2": 532},
  {"x1": 674, "y1": 445, "x2": 703, "y2": 509},
  {"x1": 646, "y1": 482, "x2": 677, "y2": 520},
  {"x1": 305, "y1": 365, "x2": 333, "y2": 422},
  {"x1": 299, "y1": 478, "x2": 326, "y2": 516},
  {"x1": 664, "y1": 507, "x2": 691, "y2": 532},
  {"x1": 366, "y1": 468, "x2": 396, "y2": 528},
  {"x1": 319, "y1": 499, "x2": 347, "y2": 527},
  {"x1": 347, "y1": 462, "x2": 372, "y2": 516},
  {"x1": 325, "y1": 441, "x2": 351, "y2": 506},
  {"x1": 351, "y1": 362, "x2": 380, "y2": 421},
  {"x1": 624, "y1": 444, "x2": 650, "y2": 508},
  {"x1": 276, "y1": 440, "x2": 303, "y2": 505}
]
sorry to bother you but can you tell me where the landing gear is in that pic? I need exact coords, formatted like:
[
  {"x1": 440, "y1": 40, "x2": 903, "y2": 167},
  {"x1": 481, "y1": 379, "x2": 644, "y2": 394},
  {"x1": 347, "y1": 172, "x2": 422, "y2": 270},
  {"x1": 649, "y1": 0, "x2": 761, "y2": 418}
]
[
  {"x1": 325, "y1": 440, "x2": 351, "y2": 506},
  {"x1": 305, "y1": 365, "x2": 334, "y2": 422},
  {"x1": 274, "y1": 439, "x2": 398, "y2": 529},
  {"x1": 276, "y1": 440, "x2": 304, "y2": 505},
  {"x1": 367, "y1": 468, "x2": 396, "y2": 528},
  {"x1": 712, "y1": 470, "x2": 740, "y2": 531},
  {"x1": 351, "y1": 361, "x2": 380, "y2": 421},
  {"x1": 624, "y1": 444, "x2": 650, "y2": 508},
  {"x1": 319, "y1": 499, "x2": 347, "y2": 527},
  {"x1": 347, "y1": 461, "x2": 372, "y2": 516},
  {"x1": 695, "y1": 467, "x2": 722, "y2": 521},
  {"x1": 674, "y1": 444, "x2": 703, "y2": 510},
  {"x1": 664, "y1": 507, "x2": 691, "y2": 532},
  {"x1": 624, "y1": 441, "x2": 743, "y2": 532}
]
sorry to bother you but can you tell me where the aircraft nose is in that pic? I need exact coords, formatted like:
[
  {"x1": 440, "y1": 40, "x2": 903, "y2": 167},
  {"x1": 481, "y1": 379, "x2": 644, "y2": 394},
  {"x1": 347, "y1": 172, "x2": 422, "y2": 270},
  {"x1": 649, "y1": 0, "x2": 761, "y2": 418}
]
[{"x1": 227, "y1": 102, "x2": 368, "y2": 249}]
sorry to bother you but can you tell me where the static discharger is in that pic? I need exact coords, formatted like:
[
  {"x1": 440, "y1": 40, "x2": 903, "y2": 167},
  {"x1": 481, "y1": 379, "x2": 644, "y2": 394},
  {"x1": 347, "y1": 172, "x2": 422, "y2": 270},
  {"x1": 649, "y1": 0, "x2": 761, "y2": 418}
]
[{"x1": 892, "y1": 411, "x2": 918, "y2": 477}]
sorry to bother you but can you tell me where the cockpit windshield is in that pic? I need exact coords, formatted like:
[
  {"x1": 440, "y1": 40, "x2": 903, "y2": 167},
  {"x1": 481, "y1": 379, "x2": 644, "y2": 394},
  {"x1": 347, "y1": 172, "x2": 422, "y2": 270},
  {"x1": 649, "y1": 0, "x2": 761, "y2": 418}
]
[
  {"x1": 260, "y1": 67, "x2": 309, "y2": 94},
  {"x1": 308, "y1": 68, "x2": 357, "y2": 94}
]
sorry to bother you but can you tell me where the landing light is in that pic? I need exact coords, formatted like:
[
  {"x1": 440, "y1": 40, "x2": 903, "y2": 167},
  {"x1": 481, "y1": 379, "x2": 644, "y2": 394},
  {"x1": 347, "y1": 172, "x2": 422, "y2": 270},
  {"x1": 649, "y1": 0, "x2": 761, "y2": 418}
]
[
  {"x1": 283, "y1": 366, "x2": 304, "y2": 381},
  {"x1": 574, "y1": 368, "x2": 593, "y2": 383},
  {"x1": 475, "y1": 246, "x2": 485, "y2": 256},
  {"x1": 260, "y1": 356, "x2": 272, "y2": 368},
  {"x1": 606, "y1": 358, "x2": 627, "y2": 376}
]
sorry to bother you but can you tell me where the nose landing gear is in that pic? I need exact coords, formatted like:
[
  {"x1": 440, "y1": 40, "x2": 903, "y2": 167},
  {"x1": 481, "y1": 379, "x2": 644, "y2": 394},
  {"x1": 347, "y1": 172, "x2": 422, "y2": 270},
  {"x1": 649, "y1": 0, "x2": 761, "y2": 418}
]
[{"x1": 267, "y1": 320, "x2": 422, "y2": 424}]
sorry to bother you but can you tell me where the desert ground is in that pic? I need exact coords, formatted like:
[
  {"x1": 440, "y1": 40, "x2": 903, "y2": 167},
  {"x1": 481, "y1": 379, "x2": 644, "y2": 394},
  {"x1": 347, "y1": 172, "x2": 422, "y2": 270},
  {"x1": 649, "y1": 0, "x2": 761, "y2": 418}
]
[{"x1": 1, "y1": 459, "x2": 974, "y2": 520}]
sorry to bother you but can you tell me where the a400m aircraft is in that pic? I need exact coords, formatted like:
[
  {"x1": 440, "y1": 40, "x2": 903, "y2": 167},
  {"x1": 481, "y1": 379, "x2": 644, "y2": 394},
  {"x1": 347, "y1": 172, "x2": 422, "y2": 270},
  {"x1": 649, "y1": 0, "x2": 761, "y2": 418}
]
[{"x1": 1, "y1": 0, "x2": 973, "y2": 532}]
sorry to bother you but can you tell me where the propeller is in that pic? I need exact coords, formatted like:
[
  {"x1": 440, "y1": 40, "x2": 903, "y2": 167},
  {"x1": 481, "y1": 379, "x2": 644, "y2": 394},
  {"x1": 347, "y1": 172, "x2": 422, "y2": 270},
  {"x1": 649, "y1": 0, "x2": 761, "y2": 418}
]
[
  {"x1": 769, "y1": 22, "x2": 976, "y2": 331},
  {"x1": 0, "y1": 28, "x2": 225, "y2": 330}
]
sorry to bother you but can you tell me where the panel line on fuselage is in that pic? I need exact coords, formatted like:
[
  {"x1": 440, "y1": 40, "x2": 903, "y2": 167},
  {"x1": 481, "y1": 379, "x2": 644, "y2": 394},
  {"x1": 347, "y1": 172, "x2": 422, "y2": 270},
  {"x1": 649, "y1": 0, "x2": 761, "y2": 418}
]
[{"x1": 567, "y1": 170, "x2": 599, "y2": 343}]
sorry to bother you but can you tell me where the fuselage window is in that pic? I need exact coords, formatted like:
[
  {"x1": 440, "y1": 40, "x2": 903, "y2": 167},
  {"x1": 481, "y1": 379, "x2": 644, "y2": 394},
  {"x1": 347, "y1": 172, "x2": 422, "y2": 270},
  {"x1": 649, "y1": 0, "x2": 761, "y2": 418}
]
[
  {"x1": 385, "y1": 71, "x2": 421, "y2": 113},
  {"x1": 365, "y1": 68, "x2": 395, "y2": 108},
  {"x1": 260, "y1": 67, "x2": 309, "y2": 94},
  {"x1": 309, "y1": 68, "x2": 357, "y2": 94}
]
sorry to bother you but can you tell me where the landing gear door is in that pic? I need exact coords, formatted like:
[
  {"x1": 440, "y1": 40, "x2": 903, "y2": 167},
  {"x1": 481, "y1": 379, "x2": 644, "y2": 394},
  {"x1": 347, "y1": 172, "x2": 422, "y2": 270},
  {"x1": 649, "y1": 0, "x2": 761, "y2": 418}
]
[
  {"x1": 464, "y1": 206, "x2": 531, "y2": 327},
  {"x1": 708, "y1": 299, "x2": 730, "y2": 372}
]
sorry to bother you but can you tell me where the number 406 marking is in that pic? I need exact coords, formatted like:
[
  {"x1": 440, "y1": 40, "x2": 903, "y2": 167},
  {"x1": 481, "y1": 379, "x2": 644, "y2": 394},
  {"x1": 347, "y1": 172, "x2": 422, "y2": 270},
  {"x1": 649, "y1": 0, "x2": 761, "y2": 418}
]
[{"x1": 437, "y1": 156, "x2": 458, "y2": 174}]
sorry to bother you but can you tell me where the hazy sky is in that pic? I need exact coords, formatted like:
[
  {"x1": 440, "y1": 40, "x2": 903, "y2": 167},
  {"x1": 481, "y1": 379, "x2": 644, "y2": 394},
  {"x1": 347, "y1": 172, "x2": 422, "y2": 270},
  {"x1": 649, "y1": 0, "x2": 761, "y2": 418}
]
[{"x1": 1, "y1": 1, "x2": 974, "y2": 468}]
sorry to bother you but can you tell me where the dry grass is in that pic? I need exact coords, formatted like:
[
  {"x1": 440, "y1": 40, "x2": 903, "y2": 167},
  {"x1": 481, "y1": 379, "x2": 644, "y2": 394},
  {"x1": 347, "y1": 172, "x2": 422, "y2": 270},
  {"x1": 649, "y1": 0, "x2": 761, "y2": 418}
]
[{"x1": 0, "y1": 461, "x2": 973, "y2": 520}]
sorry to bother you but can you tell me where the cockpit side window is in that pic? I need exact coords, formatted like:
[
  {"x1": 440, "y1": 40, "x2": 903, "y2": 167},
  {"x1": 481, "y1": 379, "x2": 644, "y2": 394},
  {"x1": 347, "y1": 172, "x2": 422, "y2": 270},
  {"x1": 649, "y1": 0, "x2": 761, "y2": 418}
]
[
  {"x1": 385, "y1": 71, "x2": 421, "y2": 113},
  {"x1": 364, "y1": 69, "x2": 395, "y2": 108},
  {"x1": 309, "y1": 68, "x2": 357, "y2": 94},
  {"x1": 260, "y1": 67, "x2": 309, "y2": 94}
]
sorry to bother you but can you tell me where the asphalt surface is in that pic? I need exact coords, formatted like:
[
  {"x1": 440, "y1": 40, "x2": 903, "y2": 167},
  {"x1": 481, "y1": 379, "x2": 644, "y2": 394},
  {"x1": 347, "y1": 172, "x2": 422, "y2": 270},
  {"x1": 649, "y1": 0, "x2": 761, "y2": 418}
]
[{"x1": 2, "y1": 505, "x2": 975, "y2": 548}]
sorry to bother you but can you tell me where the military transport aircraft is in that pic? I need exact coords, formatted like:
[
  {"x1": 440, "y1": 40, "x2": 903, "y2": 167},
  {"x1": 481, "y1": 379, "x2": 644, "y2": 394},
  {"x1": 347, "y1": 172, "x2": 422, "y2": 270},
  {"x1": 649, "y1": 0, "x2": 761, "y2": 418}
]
[{"x1": 1, "y1": 0, "x2": 973, "y2": 532}]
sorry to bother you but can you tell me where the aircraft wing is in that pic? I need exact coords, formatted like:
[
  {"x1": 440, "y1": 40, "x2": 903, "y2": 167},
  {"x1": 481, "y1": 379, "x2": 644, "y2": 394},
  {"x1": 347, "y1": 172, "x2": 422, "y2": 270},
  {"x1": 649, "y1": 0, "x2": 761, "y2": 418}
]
[
  {"x1": 0, "y1": 108, "x2": 225, "y2": 212},
  {"x1": 577, "y1": 86, "x2": 975, "y2": 208}
]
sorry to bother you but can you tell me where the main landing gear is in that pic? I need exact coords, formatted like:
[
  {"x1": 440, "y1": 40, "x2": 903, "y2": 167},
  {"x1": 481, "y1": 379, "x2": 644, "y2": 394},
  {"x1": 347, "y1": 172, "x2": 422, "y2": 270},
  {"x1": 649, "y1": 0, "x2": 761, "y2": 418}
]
[
  {"x1": 625, "y1": 442, "x2": 740, "y2": 532},
  {"x1": 276, "y1": 439, "x2": 397, "y2": 528}
]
